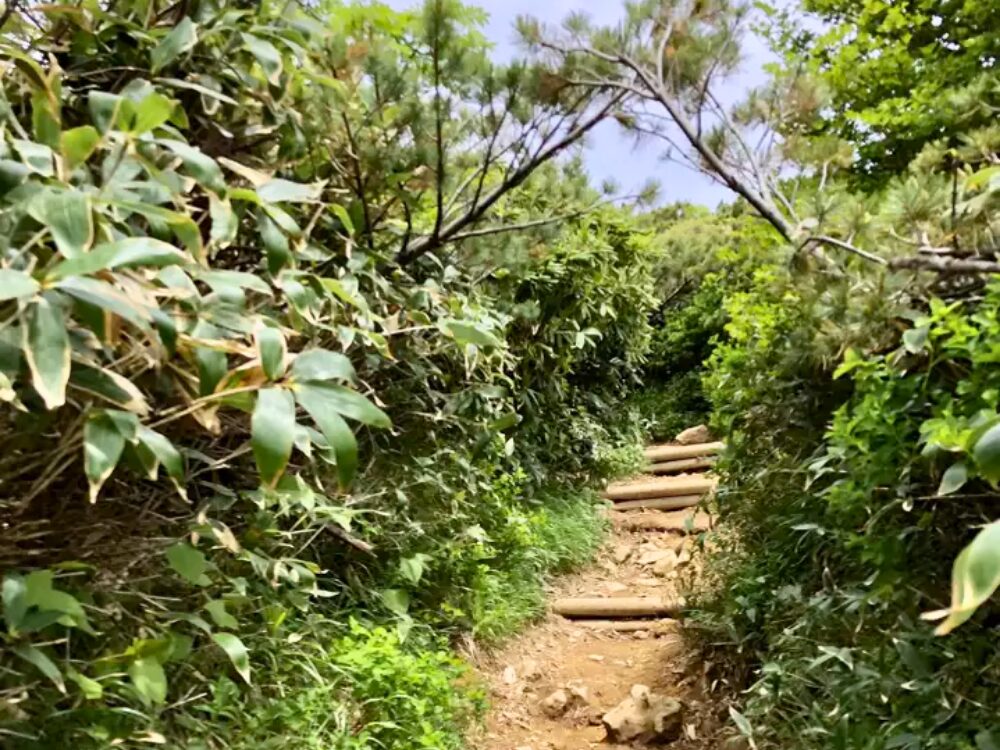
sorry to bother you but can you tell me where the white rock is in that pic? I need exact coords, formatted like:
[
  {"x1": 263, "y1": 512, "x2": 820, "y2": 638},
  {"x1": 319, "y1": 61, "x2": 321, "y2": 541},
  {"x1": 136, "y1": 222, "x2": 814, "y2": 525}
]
[{"x1": 676, "y1": 424, "x2": 712, "y2": 445}]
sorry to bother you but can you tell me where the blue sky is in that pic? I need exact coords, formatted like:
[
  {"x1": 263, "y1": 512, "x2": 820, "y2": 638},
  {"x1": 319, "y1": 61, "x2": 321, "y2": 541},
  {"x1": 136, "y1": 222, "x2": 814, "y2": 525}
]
[{"x1": 387, "y1": 0, "x2": 779, "y2": 207}]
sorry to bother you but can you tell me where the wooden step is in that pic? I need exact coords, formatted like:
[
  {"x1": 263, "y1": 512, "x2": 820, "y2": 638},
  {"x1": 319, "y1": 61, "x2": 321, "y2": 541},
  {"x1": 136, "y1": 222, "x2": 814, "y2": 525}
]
[
  {"x1": 610, "y1": 495, "x2": 704, "y2": 512},
  {"x1": 604, "y1": 476, "x2": 715, "y2": 501},
  {"x1": 612, "y1": 510, "x2": 712, "y2": 532},
  {"x1": 647, "y1": 456, "x2": 716, "y2": 475},
  {"x1": 572, "y1": 619, "x2": 681, "y2": 633},
  {"x1": 644, "y1": 442, "x2": 724, "y2": 462},
  {"x1": 552, "y1": 596, "x2": 682, "y2": 619}
]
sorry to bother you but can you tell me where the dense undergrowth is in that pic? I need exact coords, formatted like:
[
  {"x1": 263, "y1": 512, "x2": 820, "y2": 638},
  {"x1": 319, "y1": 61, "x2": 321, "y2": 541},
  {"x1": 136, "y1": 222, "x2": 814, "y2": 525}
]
[
  {"x1": 0, "y1": 1, "x2": 649, "y2": 747},
  {"x1": 636, "y1": 3, "x2": 1000, "y2": 742}
]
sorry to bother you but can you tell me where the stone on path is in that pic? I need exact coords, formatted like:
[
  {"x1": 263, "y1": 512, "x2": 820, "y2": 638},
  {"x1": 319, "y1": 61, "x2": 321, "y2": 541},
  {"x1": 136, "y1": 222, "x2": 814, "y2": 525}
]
[
  {"x1": 602, "y1": 684, "x2": 683, "y2": 744},
  {"x1": 676, "y1": 424, "x2": 713, "y2": 445}
]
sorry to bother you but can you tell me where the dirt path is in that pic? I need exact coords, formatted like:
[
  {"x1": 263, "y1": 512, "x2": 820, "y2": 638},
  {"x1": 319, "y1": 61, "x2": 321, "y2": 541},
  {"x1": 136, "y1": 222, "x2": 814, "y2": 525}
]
[{"x1": 471, "y1": 447, "x2": 727, "y2": 750}]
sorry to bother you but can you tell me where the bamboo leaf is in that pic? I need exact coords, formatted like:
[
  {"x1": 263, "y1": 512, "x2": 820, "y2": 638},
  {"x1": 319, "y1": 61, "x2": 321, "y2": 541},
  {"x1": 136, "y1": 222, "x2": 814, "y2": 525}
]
[
  {"x1": 50, "y1": 237, "x2": 185, "y2": 279},
  {"x1": 0, "y1": 270, "x2": 39, "y2": 301},
  {"x1": 212, "y1": 632, "x2": 251, "y2": 685},
  {"x1": 14, "y1": 645, "x2": 65, "y2": 694},
  {"x1": 295, "y1": 385, "x2": 358, "y2": 488},
  {"x1": 932, "y1": 521, "x2": 1000, "y2": 635},
  {"x1": 27, "y1": 189, "x2": 94, "y2": 259},
  {"x1": 293, "y1": 382, "x2": 389, "y2": 428},
  {"x1": 151, "y1": 17, "x2": 198, "y2": 72},
  {"x1": 251, "y1": 387, "x2": 296, "y2": 486},
  {"x1": 290, "y1": 349, "x2": 355, "y2": 383},
  {"x1": 254, "y1": 323, "x2": 286, "y2": 381},
  {"x1": 22, "y1": 296, "x2": 71, "y2": 410},
  {"x1": 241, "y1": 34, "x2": 283, "y2": 84},
  {"x1": 83, "y1": 410, "x2": 133, "y2": 502},
  {"x1": 158, "y1": 138, "x2": 225, "y2": 192},
  {"x1": 60, "y1": 126, "x2": 100, "y2": 170}
]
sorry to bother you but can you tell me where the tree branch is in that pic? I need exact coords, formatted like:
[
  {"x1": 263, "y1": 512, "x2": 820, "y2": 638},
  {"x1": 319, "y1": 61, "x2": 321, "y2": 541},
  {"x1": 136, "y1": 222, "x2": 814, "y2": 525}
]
[{"x1": 395, "y1": 92, "x2": 624, "y2": 266}]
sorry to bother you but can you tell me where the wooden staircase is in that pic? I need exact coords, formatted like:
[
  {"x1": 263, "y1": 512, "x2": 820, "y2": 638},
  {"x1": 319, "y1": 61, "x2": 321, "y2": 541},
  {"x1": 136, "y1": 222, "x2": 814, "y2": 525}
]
[{"x1": 553, "y1": 433, "x2": 722, "y2": 622}]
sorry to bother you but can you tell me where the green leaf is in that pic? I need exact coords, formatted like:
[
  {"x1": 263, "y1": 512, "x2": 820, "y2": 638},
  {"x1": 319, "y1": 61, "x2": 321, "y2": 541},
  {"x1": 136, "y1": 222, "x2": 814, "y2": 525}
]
[
  {"x1": 381, "y1": 588, "x2": 410, "y2": 616},
  {"x1": 933, "y1": 521, "x2": 1000, "y2": 635},
  {"x1": 729, "y1": 706, "x2": 756, "y2": 748},
  {"x1": 257, "y1": 178, "x2": 323, "y2": 204},
  {"x1": 151, "y1": 17, "x2": 198, "y2": 72},
  {"x1": 14, "y1": 645, "x2": 65, "y2": 694},
  {"x1": 129, "y1": 656, "x2": 167, "y2": 705},
  {"x1": 0, "y1": 269, "x2": 39, "y2": 300},
  {"x1": 254, "y1": 324, "x2": 286, "y2": 380},
  {"x1": 22, "y1": 296, "x2": 70, "y2": 410},
  {"x1": 83, "y1": 410, "x2": 135, "y2": 502},
  {"x1": 192, "y1": 322, "x2": 228, "y2": 397},
  {"x1": 209, "y1": 194, "x2": 237, "y2": 248},
  {"x1": 973, "y1": 424, "x2": 1000, "y2": 485},
  {"x1": 399, "y1": 553, "x2": 431, "y2": 585},
  {"x1": 295, "y1": 386, "x2": 358, "y2": 488},
  {"x1": 28, "y1": 189, "x2": 94, "y2": 259},
  {"x1": 212, "y1": 632, "x2": 251, "y2": 685},
  {"x1": 440, "y1": 319, "x2": 503, "y2": 349},
  {"x1": 241, "y1": 34, "x2": 283, "y2": 84},
  {"x1": 251, "y1": 387, "x2": 296, "y2": 487},
  {"x1": 20, "y1": 569, "x2": 93, "y2": 634},
  {"x1": 901, "y1": 325, "x2": 929, "y2": 354},
  {"x1": 50, "y1": 237, "x2": 185, "y2": 279},
  {"x1": 196, "y1": 269, "x2": 272, "y2": 295},
  {"x1": 938, "y1": 462, "x2": 968, "y2": 496},
  {"x1": 60, "y1": 126, "x2": 100, "y2": 170},
  {"x1": 88, "y1": 92, "x2": 122, "y2": 133},
  {"x1": 12, "y1": 139, "x2": 54, "y2": 176},
  {"x1": 71, "y1": 363, "x2": 149, "y2": 414},
  {"x1": 131, "y1": 92, "x2": 175, "y2": 134},
  {"x1": 204, "y1": 599, "x2": 239, "y2": 629},
  {"x1": 2, "y1": 575, "x2": 28, "y2": 631},
  {"x1": 67, "y1": 668, "x2": 103, "y2": 700},
  {"x1": 330, "y1": 204, "x2": 355, "y2": 235},
  {"x1": 257, "y1": 211, "x2": 291, "y2": 275},
  {"x1": 165, "y1": 543, "x2": 209, "y2": 586},
  {"x1": 158, "y1": 139, "x2": 225, "y2": 193},
  {"x1": 137, "y1": 426, "x2": 184, "y2": 482},
  {"x1": 56, "y1": 277, "x2": 154, "y2": 331},
  {"x1": 293, "y1": 382, "x2": 389, "y2": 428},
  {"x1": 291, "y1": 349, "x2": 355, "y2": 383}
]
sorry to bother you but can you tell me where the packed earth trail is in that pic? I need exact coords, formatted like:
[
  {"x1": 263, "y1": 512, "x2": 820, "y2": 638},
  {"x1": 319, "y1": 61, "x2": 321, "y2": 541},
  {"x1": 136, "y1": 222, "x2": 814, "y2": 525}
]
[{"x1": 472, "y1": 435, "x2": 729, "y2": 750}]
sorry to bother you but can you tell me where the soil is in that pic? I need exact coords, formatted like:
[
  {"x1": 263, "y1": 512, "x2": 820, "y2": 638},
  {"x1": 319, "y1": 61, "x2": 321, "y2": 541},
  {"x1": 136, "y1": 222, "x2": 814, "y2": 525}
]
[{"x1": 470, "y1": 479, "x2": 734, "y2": 750}]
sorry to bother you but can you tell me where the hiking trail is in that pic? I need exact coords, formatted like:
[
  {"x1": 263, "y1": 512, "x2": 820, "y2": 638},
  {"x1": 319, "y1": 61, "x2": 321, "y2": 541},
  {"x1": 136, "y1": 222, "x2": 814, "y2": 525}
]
[{"x1": 470, "y1": 432, "x2": 728, "y2": 750}]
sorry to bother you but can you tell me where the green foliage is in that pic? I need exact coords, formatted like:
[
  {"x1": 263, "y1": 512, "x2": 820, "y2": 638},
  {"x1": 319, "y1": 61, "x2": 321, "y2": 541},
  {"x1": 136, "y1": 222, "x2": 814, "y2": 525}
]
[
  {"x1": 798, "y1": 0, "x2": 1000, "y2": 181},
  {"x1": 0, "y1": 0, "x2": 654, "y2": 746},
  {"x1": 688, "y1": 252, "x2": 1000, "y2": 750}
]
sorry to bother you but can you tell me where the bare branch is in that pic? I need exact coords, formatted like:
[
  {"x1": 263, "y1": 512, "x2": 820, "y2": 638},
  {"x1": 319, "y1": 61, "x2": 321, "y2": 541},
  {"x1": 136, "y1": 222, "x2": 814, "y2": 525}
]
[{"x1": 396, "y1": 93, "x2": 625, "y2": 266}]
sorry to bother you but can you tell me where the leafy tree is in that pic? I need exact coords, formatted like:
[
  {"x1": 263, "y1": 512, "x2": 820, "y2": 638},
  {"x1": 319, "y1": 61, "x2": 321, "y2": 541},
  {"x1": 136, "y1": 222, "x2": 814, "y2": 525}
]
[{"x1": 798, "y1": 0, "x2": 1000, "y2": 182}]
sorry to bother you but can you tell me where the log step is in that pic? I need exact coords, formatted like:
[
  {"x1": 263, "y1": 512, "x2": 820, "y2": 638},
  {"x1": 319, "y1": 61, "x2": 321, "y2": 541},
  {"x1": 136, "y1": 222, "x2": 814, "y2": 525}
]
[
  {"x1": 612, "y1": 510, "x2": 713, "y2": 532},
  {"x1": 552, "y1": 596, "x2": 682, "y2": 619},
  {"x1": 644, "y1": 442, "x2": 724, "y2": 462},
  {"x1": 647, "y1": 456, "x2": 716, "y2": 475},
  {"x1": 572, "y1": 619, "x2": 680, "y2": 633},
  {"x1": 610, "y1": 495, "x2": 704, "y2": 512},
  {"x1": 604, "y1": 476, "x2": 715, "y2": 501}
]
